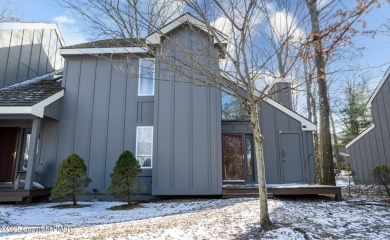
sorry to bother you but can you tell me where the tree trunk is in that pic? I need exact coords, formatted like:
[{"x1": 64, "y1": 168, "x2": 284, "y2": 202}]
[
  {"x1": 330, "y1": 107, "x2": 341, "y2": 173},
  {"x1": 305, "y1": 0, "x2": 335, "y2": 185},
  {"x1": 303, "y1": 59, "x2": 313, "y2": 122},
  {"x1": 72, "y1": 193, "x2": 77, "y2": 206},
  {"x1": 311, "y1": 93, "x2": 321, "y2": 182},
  {"x1": 250, "y1": 102, "x2": 273, "y2": 230}
]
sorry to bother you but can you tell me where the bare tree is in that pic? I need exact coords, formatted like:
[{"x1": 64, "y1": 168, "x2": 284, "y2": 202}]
[
  {"x1": 0, "y1": 0, "x2": 20, "y2": 22},
  {"x1": 303, "y1": 0, "x2": 377, "y2": 185},
  {"x1": 60, "y1": 0, "x2": 185, "y2": 39},
  {"x1": 62, "y1": 0, "x2": 285, "y2": 229}
]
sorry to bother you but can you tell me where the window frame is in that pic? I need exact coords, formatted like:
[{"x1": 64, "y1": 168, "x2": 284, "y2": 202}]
[
  {"x1": 135, "y1": 126, "x2": 153, "y2": 169},
  {"x1": 138, "y1": 58, "x2": 155, "y2": 96}
]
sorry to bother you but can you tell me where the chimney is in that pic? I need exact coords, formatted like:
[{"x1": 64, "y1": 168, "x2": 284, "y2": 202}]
[{"x1": 269, "y1": 81, "x2": 292, "y2": 109}]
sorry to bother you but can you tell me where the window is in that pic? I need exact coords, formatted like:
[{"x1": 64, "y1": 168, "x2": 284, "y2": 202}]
[
  {"x1": 136, "y1": 126, "x2": 153, "y2": 168},
  {"x1": 221, "y1": 91, "x2": 250, "y2": 120},
  {"x1": 138, "y1": 59, "x2": 155, "y2": 96}
]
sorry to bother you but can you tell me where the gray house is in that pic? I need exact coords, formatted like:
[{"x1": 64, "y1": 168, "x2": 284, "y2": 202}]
[
  {"x1": 0, "y1": 15, "x2": 316, "y2": 199},
  {"x1": 346, "y1": 67, "x2": 390, "y2": 184},
  {"x1": 0, "y1": 23, "x2": 64, "y2": 195}
]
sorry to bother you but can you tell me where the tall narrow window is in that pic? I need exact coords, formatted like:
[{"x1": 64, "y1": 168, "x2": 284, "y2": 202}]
[
  {"x1": 138, "y1": 59, "x2": 155, "y2": 96},
  {"x1": 136, "y1": 126, "x2": 153, "y2": 168}
]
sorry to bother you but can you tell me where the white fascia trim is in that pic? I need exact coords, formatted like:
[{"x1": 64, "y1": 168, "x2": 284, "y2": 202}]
[
  {"x1": 0, "y1": 22, "x2": 65, "y2": 47},
  {"x1": 0, "y1": 90, "x2": 64, "y2": 118},
  {"x1": 345, "y1": 124, "x2": 375, "y2": 149},
  {"x1": 265, "y1": 98, "x2": 317, "y2": 131},
  {"x1": 60, "y1": 47, "x2": 148, "y2": 56},
  {"x1": 367, "y1": 67, "x2": 390, "y2": 108},
  {"x1": 146, "y1": 14, "x2": 228, "y2": 45}
]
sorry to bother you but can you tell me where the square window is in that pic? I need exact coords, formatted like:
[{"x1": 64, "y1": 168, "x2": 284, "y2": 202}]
[
  {"x1": 136, "y1": 126, "x2": 153, "y2": 168},
  {"x1": 138, "y1": 59, "x2": 155, "y2": 96}
]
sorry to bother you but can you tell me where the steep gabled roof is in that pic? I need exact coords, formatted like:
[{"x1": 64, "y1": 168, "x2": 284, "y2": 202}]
[
  {"x1": 62, "y1": 38, "x2": 146, "y2": 49},
  {"x1": 367, "y1": 66, "x2": 390, "y2": 108},
  {"x1": 146, "y1": 13, "x2": 228, "y2": 45}
]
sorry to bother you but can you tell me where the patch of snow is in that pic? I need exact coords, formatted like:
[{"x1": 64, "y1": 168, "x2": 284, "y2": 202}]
[
  {"x1": 0, "y1": 70, "x2": 63, "y2": 91},
  {"x1": 0, "y1": 173, "x2": 389, "y2": 239}
]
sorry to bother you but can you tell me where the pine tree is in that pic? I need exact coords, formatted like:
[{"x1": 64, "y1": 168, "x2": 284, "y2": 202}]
[
  {"x1": 50, "y1": 153, "x2": 91, "y2": 205},
  {"x1": 108, "y1": 150, "x2": 141, "y2": 205}
]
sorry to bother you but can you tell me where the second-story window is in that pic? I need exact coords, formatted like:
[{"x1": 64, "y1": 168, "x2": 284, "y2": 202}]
[{"x1": 138, "y1": 59, "x2": 155, "y2": 96}]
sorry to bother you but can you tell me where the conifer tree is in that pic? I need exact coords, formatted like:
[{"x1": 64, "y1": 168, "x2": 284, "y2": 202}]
[
  {"x1": 50, "y1": 153, "x2": 91, "y2": 205},
  {"x1": 108, "y1": 150, "x2": 141, "y2": 205}
]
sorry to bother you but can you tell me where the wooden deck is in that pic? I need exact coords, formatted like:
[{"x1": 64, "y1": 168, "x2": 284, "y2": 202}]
[
  {"x1": 223, "y1": 185, "x2": 342, "y2": 201},
  {"x1": 0, "y1": 188, "x2": 51, "y2": 203}
]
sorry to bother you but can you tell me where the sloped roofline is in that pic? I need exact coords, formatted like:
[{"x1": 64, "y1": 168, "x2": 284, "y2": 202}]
[
  {"x1": 146, "y1": 13, "x2": 228, "y2": 45},
  {"x1": 367, "y1": 66, "x2": 390, "y2": 108},
  {"x1": 345, "y1": 124, "x2": 375, "y2": 149},
  {"x1": 264, "y1": 98, "x2": 316, "y2": 131},
  {"x1": 0, "y1": 22, "x2": 66, "y2": 47}
]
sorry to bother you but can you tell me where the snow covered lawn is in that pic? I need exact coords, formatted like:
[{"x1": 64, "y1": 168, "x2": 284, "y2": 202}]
[{"x1": 0, "y1": 172, "x2": 389, "y2": 239}]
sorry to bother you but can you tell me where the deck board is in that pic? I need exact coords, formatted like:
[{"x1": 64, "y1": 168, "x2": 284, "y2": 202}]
[
  {"x1": 223, "y1": 185, "x2": 342, "y2": 201},
  {"x1": 0, "y1": 188, "x2": 51, "y2": 203}
]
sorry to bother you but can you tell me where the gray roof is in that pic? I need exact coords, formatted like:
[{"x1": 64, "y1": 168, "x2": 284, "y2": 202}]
[
  {"x1": 0, "y1": 74, "x2": 63, "y2": 106},
  {"x1": 62, "y1": 38, "x2": 146, "y2": 49}
]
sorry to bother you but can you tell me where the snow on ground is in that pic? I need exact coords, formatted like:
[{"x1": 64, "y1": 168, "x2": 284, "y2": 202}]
[{"x1": 0, "y1": 172, "x2": 389, "y2": 240}]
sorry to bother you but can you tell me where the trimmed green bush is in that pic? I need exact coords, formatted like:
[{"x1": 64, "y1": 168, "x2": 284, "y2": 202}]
[
  {"x1": 50, "y1": 153, "x2": 92, "y2": 205},
  {"x1": 372, "y1": 165, "x2": 390, "y2": 197},
  {"x1": 108, "y1": 150, "x2": 141, "y2": 204}
]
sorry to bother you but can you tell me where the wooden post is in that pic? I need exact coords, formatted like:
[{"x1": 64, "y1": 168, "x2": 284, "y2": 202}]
[{"x1": 24, "y1": 118, "x2": 41, "y2": 190}]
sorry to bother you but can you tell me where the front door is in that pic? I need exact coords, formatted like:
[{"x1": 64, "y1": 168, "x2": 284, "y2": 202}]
[
  {"x1": 280, "y1": 132, "x2": 303, "y2": 183},
  {"x1": 0, "y1": 128, "x2": 20, "y2": 182},
  {"x1": 223, "y1": 134, "x2": 244, "y2": 181}
]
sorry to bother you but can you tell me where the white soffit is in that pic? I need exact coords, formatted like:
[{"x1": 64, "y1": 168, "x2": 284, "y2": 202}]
[
  {"x1": 367, "y1": 66, "x2": 390, "y2": 108},
  {"x1": 345, "y1": 124, "x2": 375, "y2": 149},
  {"x1": 60, "y1": 47, "x2": 148, "y2": 55},
  {"x1": 265, "y1": 98, "x2": 317, "y2": 131},
  {"x1": 0, "y1": 90, "x2": 64, "y2": 118},
  {"x1": 146, "y1": 14, "x2": 228, "y2": 45}
]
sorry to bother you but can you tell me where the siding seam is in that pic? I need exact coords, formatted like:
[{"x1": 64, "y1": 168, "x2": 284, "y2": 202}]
[
  {"x1": 15, "y1": 29, "x2": 24, "y2": 83},
  {"x1": 87, "y1": 60, "x2": 97, "y2": 176},
  {"x1": 3, "y1": 29, "x2": 13, "y2": 87},
  {"x1": 72, "y1": 59, "x2": 82, "y2": 152},
  {"x1": 104, "y1": 61, "x2": 113, "y2": 188}
]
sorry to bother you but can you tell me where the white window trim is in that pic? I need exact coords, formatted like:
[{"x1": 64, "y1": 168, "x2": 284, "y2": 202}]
[
  {"x1": 138, "y1": 58, "x2": 155, "y2": 96},
  {"x1": 136, "y1": 126, "x2": 153, "y2": 169}
]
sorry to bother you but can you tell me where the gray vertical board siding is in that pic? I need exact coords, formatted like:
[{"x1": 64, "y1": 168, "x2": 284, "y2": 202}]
[
  {"x1": 37, "y1": 118, "x2": 60, "y2": 187},
  {"x1": 0, "y1": 29, "x2": 12, "y2": 87},
  {"x1": 153, "y1": 27, "x2": 222, "y2": 195},
  {"x1": 4, "y1": 29, "x2": 23, "y2": 87},
  {"x1": 269, "y1": 82, "x2": 293, "y2": 109},
  {"x1": 0, "y1": 27, "x2": 64, "y2": 88},
  {"x1": 89, "y1": 60, "x2": 112, "y2": 190},
  {"x1": 29, "y1": 29, "x2": 43, "y2": 79},
  {"x1": 222, "y1": 100, "x2": 315, "y2": 184},
  {"x1": 43, "y1": 100, "x2": 61, "y2": 120},
  {"x1": 55, "y1": 59, "x2": 80, "y2": 172},
  {"x1": 259, "y1": 102, "x2": 280, "y2": 183},
  {"x1": 73, "y1": 60, "x2": 96, "y2": 171},
  {"x1": 105, "y1": 60, "x2": 127, "y2": 188},
  {"x1": 349, "y1": 73, "x2": 390, "y2": 184},
  {"x1": 17, "y1": 29, "x2": 34, "y2": 82},
  {"x1": 49, "y1": 58, "x2": 152, "y2": 193},
  {"x1": 38, "y1": 29, "x2": 51, "y2": 75}
]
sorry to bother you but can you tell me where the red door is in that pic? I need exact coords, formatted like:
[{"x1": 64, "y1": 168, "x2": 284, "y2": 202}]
[
  {"x1": 0, "y1": 128, "x2": 20, "y2": 182},
  {"x1": 222, "y1": 134, "x2": 245, "y2": 181}
]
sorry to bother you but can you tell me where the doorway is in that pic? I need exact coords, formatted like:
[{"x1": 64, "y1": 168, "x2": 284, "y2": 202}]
[
  {"x1": 223, "y1": 134, "x2": 244, "y2": 181},
  {"x1": 0, "y1": 128, "x2": 20, "y2": 182},
  {"x1": 279, "y1": 132, "x2": 304, "y2": 183}
]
